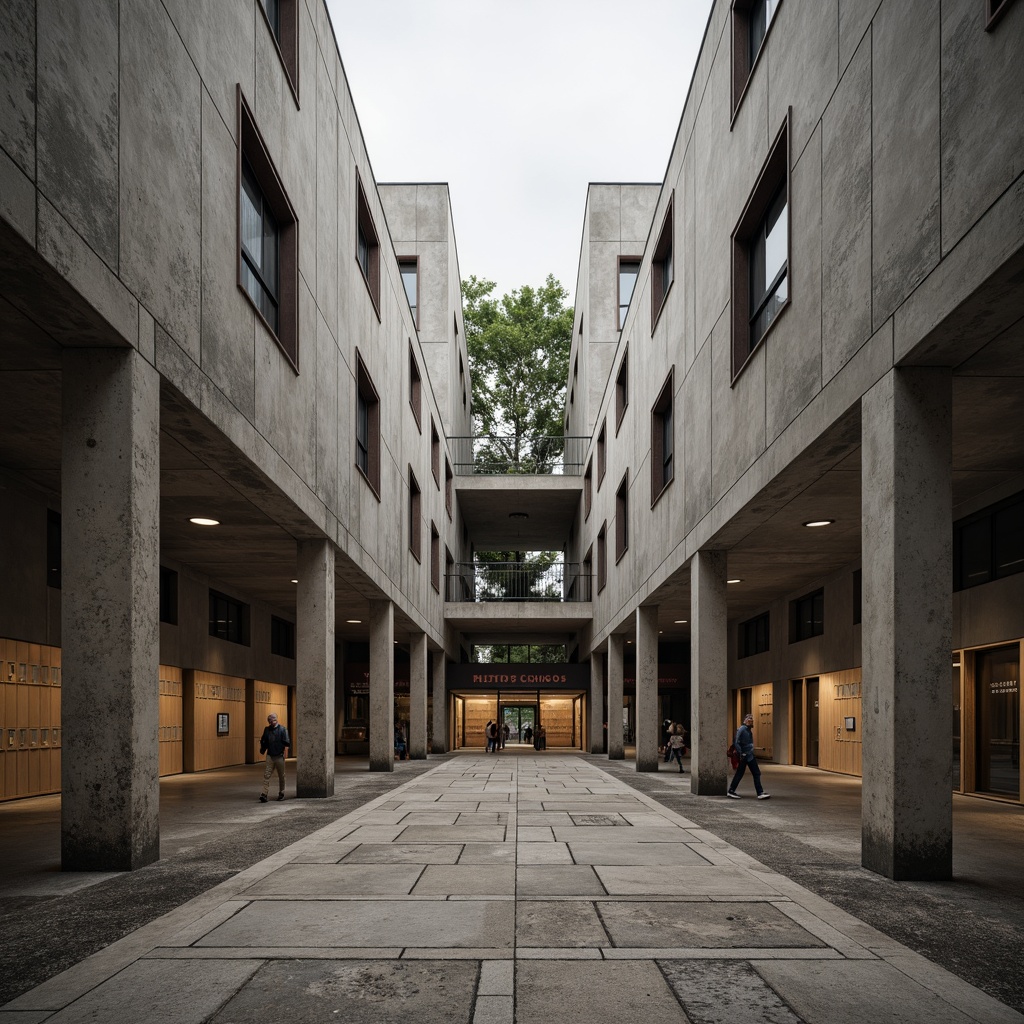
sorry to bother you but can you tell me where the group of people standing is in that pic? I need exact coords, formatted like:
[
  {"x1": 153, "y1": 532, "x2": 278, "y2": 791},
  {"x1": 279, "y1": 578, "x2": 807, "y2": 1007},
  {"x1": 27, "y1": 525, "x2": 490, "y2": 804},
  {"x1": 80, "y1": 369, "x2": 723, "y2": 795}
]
[{"x1": 484, "y1": 720, "x2": 546, "y2": 752}]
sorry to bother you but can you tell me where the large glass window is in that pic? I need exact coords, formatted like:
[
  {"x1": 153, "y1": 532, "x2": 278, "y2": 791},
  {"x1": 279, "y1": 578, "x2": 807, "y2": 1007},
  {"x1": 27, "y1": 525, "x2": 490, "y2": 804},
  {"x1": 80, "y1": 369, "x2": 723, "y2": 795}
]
[
  {"x1": 750, "y1": 181, "x2": 788, "y2": 346},
  {"x1": 790, "y1": 589, "x2": 824, "y2": 642},
  {"x1": 241, "y1": 159, "x2": 279, "y2": 333},
  {"x1": 954, "y1": 490, "x2": 1024, "y2": 589},
  {"x1": 975, "y1": 645, "x2": 1020, "y2": 798}
]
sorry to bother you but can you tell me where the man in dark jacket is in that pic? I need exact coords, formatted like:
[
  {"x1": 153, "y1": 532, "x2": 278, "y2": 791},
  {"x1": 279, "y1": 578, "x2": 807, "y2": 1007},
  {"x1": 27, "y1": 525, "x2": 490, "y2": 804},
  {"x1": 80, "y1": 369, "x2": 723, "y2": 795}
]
[
  {"x1": 259, "y1": 712, "x2": 291, "y2": 802},
  {"x1": 727, "y1": 713, "x2": 770, "y2": 800}
]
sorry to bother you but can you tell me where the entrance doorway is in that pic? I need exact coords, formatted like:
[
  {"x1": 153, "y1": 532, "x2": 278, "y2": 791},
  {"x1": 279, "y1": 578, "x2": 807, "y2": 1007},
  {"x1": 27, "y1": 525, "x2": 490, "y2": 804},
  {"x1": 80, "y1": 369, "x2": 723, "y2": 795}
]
[
  {"x1": 975, "y1": 644, "x2": 1020, "y2": 798},
  {"x1": 501, "y1": 703, "x2": 537, "y2": 744},
  {"x1": 791, "y1": 677, "x2": 819, "y2": 767}
]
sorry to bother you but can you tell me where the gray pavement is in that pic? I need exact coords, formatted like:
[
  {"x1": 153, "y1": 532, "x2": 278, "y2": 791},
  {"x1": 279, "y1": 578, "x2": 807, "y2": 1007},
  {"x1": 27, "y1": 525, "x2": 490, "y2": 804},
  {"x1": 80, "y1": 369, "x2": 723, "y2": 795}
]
[{"x1": 1, "y1": 752, "x2": 1021, "y2": 1023}]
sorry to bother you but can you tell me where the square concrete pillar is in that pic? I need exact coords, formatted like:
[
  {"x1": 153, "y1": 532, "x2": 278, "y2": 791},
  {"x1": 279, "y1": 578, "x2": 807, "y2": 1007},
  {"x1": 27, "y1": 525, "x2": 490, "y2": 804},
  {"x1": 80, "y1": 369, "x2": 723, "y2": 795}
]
[
  {"x1": 369, "y1": 599, "x2": 395, "y2": 771},
  {"x1": 431, "y1": 649, "x2": 447, "y2": 753},
  {"x1": 296, "y1": 538, "x2": 335, "y2": 797},
  {"x1": 607, "y1": 635, "x2": 624, "y2": 759},
  {"x1": 636, "y1": 605, "x2": 660, "y2": 771},
  {"x1": 861, "y1": 367, "x2": 952, "y2": 880},
  {"x1": 61, "y1": 348, "x2": 160, "y2": 871},
  {"x1": 409, "y1": 632, "x2": 428, "y2": 759},
  {"x1": 589, "y1": 651, "x2": 605, "y2": 753},
  {"x1": 690, "y1": 550, "x2": 728, "y2": 795}
]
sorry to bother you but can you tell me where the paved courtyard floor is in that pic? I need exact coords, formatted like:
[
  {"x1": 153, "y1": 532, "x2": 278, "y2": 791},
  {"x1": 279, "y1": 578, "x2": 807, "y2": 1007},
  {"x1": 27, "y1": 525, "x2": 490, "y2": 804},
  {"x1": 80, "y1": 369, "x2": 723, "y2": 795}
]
[{"x1": 2, "y1": 755, "x2": 1020, "y2": 1023}]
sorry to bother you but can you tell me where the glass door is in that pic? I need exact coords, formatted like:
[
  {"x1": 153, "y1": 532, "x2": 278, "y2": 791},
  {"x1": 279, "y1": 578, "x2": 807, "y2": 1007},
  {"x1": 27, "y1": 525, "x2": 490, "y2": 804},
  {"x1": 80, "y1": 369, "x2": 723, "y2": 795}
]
[
  {"x1": 975, "y1": 645, "x2": 1020, "y2": 798},
  {"x1": 500, "y1": 704, "x2": 537, "y2": 745}
]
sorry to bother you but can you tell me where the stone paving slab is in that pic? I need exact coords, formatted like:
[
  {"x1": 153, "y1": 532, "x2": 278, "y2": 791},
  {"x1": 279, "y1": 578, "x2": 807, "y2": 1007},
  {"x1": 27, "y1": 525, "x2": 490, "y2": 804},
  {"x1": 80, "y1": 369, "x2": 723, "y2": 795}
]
[
  {"x1": 341, "y1": 843, "x2": 465, "y2": 864},
  {"x1": 240, "y1": 863, "x2": 424, "y2": 896},
  {"x1": 412, "y1": 865, "x2": 516, "y2": 896},
  {"x1": 567, "y1": 841, "x2": 713, "y2": 865}
]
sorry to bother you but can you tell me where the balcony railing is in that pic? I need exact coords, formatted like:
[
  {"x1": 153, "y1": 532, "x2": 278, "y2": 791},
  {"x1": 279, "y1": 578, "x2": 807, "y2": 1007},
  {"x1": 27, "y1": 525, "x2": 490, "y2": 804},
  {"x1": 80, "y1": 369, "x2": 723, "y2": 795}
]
[
  {"x1": 446, "y1": 561, "x2": 592, "y2": 602},
  {"x1": 450, "y1": 435, "x2": 589, "y2": 476}
]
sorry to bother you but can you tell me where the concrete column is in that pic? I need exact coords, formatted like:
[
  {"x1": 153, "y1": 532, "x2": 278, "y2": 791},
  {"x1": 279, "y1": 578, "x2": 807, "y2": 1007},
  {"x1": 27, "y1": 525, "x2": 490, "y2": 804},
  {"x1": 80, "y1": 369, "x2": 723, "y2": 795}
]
[
  {"x1": 432, "y1": 649, "x2": 447, "y2": 753},
  {"x1": 61, "y1": 348, "x2": 160, "y2": 871},
  {"x1": 334, "y1": 643, "x2": 345, "y2": 755},
  {"x1": 409, "y1": 633, "x2": 428, "y2": 759},
  {"x1": 369, "y1": 599, "x2": 395, "y2": 771},
  {"x1": 589, "y1": 651, "x2": 605, "y2": 753},
  {"x1": 636, "y1": 605, "x2": 660, "y2": 771},
  {"x1": 690, "y1": 549, "x2": 728, "y2": 795},
  {"x1": 861, "y1": 367, "x2": 952, "y2": 880},
  {"x1": 607, "y1": 634, "x2": 624, "y2": 759},
  {"x1": 772, "y1": 680, "x2": 791, "y2": 766},
  {"x1": 296, "y1": 538, "x2": 335, "y2": 797}
]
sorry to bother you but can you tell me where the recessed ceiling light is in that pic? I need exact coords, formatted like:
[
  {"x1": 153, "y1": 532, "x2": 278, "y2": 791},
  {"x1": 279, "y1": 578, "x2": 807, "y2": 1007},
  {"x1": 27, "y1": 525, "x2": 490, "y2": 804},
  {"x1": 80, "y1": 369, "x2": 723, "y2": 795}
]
[
  {"x1": 803, "y1": 519, "x2": 834, "y2": 528},
  {"x1": 727, "y1": 578, "x2": 742, "y2": 584},
  {"x1": 189, "y1": 517, "x2": 219, "y2": 526},
  {"x1": 674, "y1": 619, "x2": 687, "y2": 624},
  {"x1": 290, "y1": 579, "x2": 298, "y2": 584},
  {"x1": 346, "y1": 619, "x2": 362, "y2": 624}
]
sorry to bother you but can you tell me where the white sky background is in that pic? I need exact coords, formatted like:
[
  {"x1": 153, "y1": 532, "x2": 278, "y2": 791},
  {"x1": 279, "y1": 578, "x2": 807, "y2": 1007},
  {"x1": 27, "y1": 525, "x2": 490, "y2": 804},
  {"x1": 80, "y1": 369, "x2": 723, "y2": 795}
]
[{"x1": 325, "y1": 0, "x2": 715, "y2": 305}]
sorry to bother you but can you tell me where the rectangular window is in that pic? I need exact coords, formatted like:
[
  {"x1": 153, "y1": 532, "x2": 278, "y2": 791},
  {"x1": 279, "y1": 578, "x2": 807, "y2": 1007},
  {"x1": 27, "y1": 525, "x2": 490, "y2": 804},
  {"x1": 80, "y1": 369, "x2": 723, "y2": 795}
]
[
  {"x1": 238, "y1": 89, "x2": 298, "y2": 368},
  {"x1": 159, "y1": 566, "x2": 178, "y2": 625},
  {"x1": 271, "y1": 615, "x2": 295, "y2": 659},
  {"x1": 651, "y1": 369, "x2": 674, "y2": 504},
  {"x1": 615, "y1": 472, "x2": 629, "y2": 562},
  {"x1": 258, "y1": 0, "x2": 298, "y2": 102},
  {"x1": 584, "y1": 458, "x2": 593, "y2": 521},
  {"x1": 732, "y1": 117, "x2": 789, "y2": 381},
  {"x1": 209, "y1": 590, "x2": 250, "y2": 646},
  {"x1": 409, "y1": 467, "x2": 421, "y2": 562},
  {"x1": 618, "y1": 257, "x2": 640, "y2": 330},
  {"x1": 583, "y1": 545, "x2": 593, "y2": 601},
  {"x1": 46, "y1": 509, "x2": 61, "y2": 589},
  {"x1": 431, "y1": 522, "x2": 440, "y2": 593},
  {"x1": 445, "y1": 546, "x2": 455, "y2": 600},
  {"x1": 409, "y1": 344, "x2": 422, "y2": 431},
  {"x1": 739, "y1": 612, "x2": 770, "y2": 658},
  {"x1": 615, "y1": 348, "x2": 629, "y2": 431},
  {"x1": 355, "y1": 352, "x2": 381, "y2": 497},
  {"x1": 954, "y1": 490, "x2": 1024, "y2": 590},
  {"x1": 651, "y1": 199, "x2": 674, "y2": 329},
  {"x1": 790, "y1": 588, "x2": 824, "y2": 643},
  {"x1": 597, "y1": 522, "x2": 608, "y2": 593},
  {"x1": 399, "y1": 257, "x2": 419, "y2": 327},
  {"x1": 431, "y1": 419, "x2": 440, "y2": 487},
  {"x1": 597, "y1": 419, "x2": 607, "y2": 488},
  {"x1": 356, "y1": 175, "x2": 380, "y2": 315},
  {"x1": 852, "y1": 569, "x2": 862, "y2": 625},
  {"x1": 445, "y1": 457, "x2": 453, "y2": 519},
  {"x1": 732, "y1": 0, "x2": 781, "y2": 114}
]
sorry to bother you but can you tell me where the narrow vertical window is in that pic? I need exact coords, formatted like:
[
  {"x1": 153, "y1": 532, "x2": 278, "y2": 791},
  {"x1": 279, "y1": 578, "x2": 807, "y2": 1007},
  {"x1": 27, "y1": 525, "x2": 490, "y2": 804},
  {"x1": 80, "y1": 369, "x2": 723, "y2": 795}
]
[
  {"x1": 651, "y1": 369, "x2": 674, "y2": 504},
  {"x1": 409, "y1": 344, "x2": 422, "y2": 431},
  {"x1": 749, "y1": 182, "x2": 788, "y2": 346},
  {"x1": 732, "y1": 0, "x2": 781, "y2": 114},
  {"x1": 584, "y1": 458, "x2": 593, "y2": 521},
  {"x1": 356, "y1": 176, "x2": 380, "y2": 315},
  {"x1": 431, "y1": 420, "x2": 441, "y2": 487},
  {"x1": 597, "y1": 420, "x2": 607, "y2": 488},
  {"x1": 399, "y1": 257, "x2": 419, "y2": 327},
  {"x1": 651, "y1": 199, "x2": 674, "y2": 329},
  {"x1": 597, "y1": 523, "x2": 607, "y2": 593},
  {"x1": 355, "y1": 353, "x2": 380, "y2": 497},
  {"x1": 240, "y1": 159, "x2": 279, "y2": 333},
  {"x1": 431, "y1": 523, "x2": 440, "y2": 592},
  {"x1": 615, "y1": 472, "x2": 629, "y2": 562},
  {"x1": 409, "y1": 468, "x2": 421, "y2": 562},
  {"x1": 618, "y1": 258, "x2": 640, "y2": 329},
  {"x1": 46, "y1": 509, "x2": 61, "y2": 589},
  {"x1": 615, "y1": 348, "x2": 629, "y2": 431},
  {"x1": 258, "y1": 0, "x2": 298, "y2": 102}
]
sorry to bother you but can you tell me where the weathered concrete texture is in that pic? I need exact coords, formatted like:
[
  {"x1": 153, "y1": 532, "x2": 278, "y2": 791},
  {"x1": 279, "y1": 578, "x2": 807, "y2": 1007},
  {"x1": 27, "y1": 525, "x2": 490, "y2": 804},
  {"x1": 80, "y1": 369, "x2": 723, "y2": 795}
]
[
  {"x1": 659, "y1": 960, "x2": 803, "y2": 1024},
  {"x1": 409, "y1": 633, "x2": 428, "y2": 759},
  {"x1": 369, "y1": 599, "x2": 395, "y2": 771},
  {"x1": 516, "y1": 901, "x2": 609, "y2": 947},
  {"x1": 0, "y1": 0, "x2": 35, "y2": 176},
  {"x1": 61, "y1": 348, "x2": 160, "y2": 871},
  {"x1": 210, "y1": 960, "x2": 478, "y2": 1024},
  {"x1": 635, "y1": 605, "x2": 660, "y2": 771},
  {"x1": 296, "y1": 538, "x2": 335, "y2": 797},
  {"x1": 607, "y1": 634, "x2": 624, "y2": 759},
  {"x1": 589, "y1": 651, "x2": 604, "y2": 753},
  {"x1": 691, "y1": 551, "x2": 727, "y2": 796},
  {"x1": 861, "y1": 368, "x2": 953, "y2": 879},
  {"x1": 431, "y1": 649, "x2": 447, "y2": 753}
]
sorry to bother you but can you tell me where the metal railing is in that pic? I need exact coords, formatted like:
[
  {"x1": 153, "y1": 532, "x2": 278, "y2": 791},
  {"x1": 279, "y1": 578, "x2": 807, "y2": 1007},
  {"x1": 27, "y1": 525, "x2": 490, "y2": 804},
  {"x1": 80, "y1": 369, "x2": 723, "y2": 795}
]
[
  {"x1": 446, "y1": 561, "x2": 592, "y2": 602},
  {"x1": 450, "y1": 435, "x2": 589, "y2": 476}
]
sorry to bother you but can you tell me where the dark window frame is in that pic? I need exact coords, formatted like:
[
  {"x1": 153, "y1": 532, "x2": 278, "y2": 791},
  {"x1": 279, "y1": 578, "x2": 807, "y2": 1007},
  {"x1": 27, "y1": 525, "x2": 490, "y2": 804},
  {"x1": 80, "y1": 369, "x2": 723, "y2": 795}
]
[
  {"x1": 617, "y1": 256, "x2": 641, "y2": 331},
  {"x1": 738, "y1": 611, "x2": 770, "y2": 658},
  {"x1": 270, "y1": 614, "x2": 295, "y2": 659},
  {"x1": 650, "y1": 198, "x2": 674, "y2": 330},
  {"x1": 355, "y1": 174, "x2": 381, "y2": 318},
  {"x1": 731, "y1": 114, "x2": 790, "y2": 383},
  {"x1": 431, "y1": 419, "x2": 441, "y2": 487},
  {"x1": 398, "y1": 255, "x2": 419, "y2": 328},
  {"x1": 597, "y1": 419, "x2": 607, "y2": 488},
  {"x1": 615, "y1": 471, "x2": 629, "y2": 563},
  {"x1": 651, "y1": 368, "x2": 675, "y2": 506},
  {"x1": 355, "y1": 351, "x2": 381, "y2": 499},
  {"x1": 789, "y1": 588, "x2": 824, "y2": 643},
  {"x1": 731, "y1": 0, "x2": 783, "y2": 120},
  {"x1": 597, "y1": 522, "x2": 608, "y2": 593},
  {"x1": 584, "y1": 458, "x2": 593, "y2": 522},
  {"x1": 986, "y1": 0, "x2": 1016, "y2": 29},
  {"x1": 430, "y1": 521, "x2": 440, "y2": 593},
  {"x1": 238, "y1": 88, "x2": 299, "y2": 371},
  {"x1": 409, "y1": 342, "x2": 422, "y2": 432},
  {"x1": 209, "y1": 589, "x2": 251, "y2": 646},
  {"x1": 953, "y1": 489, "x2": 1024, "y2": 590},
  {"x1": 445, "y1": 457, "x2": 453, "y2": 520},
  {"x1": 615, "y1": 347, "x2": 629, "y2": 433},
  {"x1": 409, "y1": 467, "x2": 422, "y2": 563},
  {"x1": 257, "y1": 0, "x2": 299, "y2": 106}
]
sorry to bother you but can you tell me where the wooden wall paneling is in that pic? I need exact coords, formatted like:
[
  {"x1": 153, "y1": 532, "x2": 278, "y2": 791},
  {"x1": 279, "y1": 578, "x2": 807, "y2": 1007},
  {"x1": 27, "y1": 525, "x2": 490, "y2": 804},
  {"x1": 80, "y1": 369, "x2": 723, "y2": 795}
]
[
  {"x1": 818, "y1": 668, "x2": 862, "y2": 776},
  {"x1": 254, "y1": 681, "x2": 291, "y2": 760},
  {"x1": 192, "y1": 670, "x2": 246, "y2": 770}
]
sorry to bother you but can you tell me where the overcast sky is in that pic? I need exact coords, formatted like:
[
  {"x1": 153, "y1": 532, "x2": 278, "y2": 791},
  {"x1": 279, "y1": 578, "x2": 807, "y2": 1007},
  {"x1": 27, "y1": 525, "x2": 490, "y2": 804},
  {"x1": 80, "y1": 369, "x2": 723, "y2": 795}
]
[{"x1": 325, "y1": 0, "x2": 715, "y2": 305}]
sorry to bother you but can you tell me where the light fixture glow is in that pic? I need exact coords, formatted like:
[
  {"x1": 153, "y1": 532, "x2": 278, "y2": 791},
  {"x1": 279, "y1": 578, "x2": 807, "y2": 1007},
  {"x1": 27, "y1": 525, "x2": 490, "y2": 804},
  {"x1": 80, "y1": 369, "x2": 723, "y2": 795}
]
[
  {"x1": 727, "y1": 578, "x2": 742, "y2": 584},
  {"x1": 290, "y1": 579, "x2": 298, "y2": 584},
  {"x1": 803, "y1": 519, "x2": 834, "y2": 528},
  {"x1": 346, "y1": 619, "x2": 362, "y2": 624},
  {"x1": 674, "y1": 619, "x2": 687, "y2": 624},
  {"x1": 189, "y1": 517, "x2": 220, "y2": 526}
]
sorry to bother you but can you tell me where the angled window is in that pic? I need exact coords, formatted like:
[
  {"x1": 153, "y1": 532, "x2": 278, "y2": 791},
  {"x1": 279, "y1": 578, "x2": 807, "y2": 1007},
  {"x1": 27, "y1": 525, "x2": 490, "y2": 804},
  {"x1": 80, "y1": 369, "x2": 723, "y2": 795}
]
[
  {"x1": 399, "y1": 257, "x2": 419, "y2": 327},
  {"x1": 618, "y1": 257, "x2": 640, "y2": 330},
  {"x1": 431, "y1": 419, "x2": 440, "y2": 487},
  {"x1": 209, "y1": 590, "x2": 250, "y2": 646},
  {"x1": 431, "y1": 522, "x2": 440, "y2": 593},
  {"x1": 732, "y1": 0, "x2": 781, "y2": 114},
  {"x1": 271, "y1": 615, "x2": 295, "y2": 659},
  {"x1": 584, "y1": 458, "x2": 593, "y2": 522},
  {"x1": 409, "y1": 343, "x2": 422, "y2": 431},
  {"x1": 356, "y1": 175, "x2": 380, "y2": 316},
  {"x1": 615, "y1": 348, "x2": 629, "y2": 431},
  {"x1": 46, "y1": 509, "x2": 61, "y2": 589},
  {"x1": 615, "y1": 472, "x2": 629, "y2": 562},
  {"x1": 651, "y1": 369, "x2": 674, "y2": 504},
  {"x1": 651, "y1": 199, "x2": 674, "y2": 329},
  {"x1": 159, "y1": 566, "x2": 178, "y2": 625},
  {"x1": 986, "y1": 0, "x2": 1015, "y2": 29},
  {"x1": 597, "y1": 522, "x2": 608, "y2": 593},
  {"x1": 738, "y1": 612, "x2": 769, "y2": 658},
  {"x1": 597, "y1": 419, "x2": 607, "y2": 488},
  {"x1": 732, "y1": 118, "x2": 789, "y2": 381},
  {"x1": 409, "y1": 467, "x2": 421, "y2": 562},
  {"x1": 789, "y1": 588, "x2": 824, "y2": 643},
  {"x1": 258, "y1": 0, "x2": 299, "y2": 103},
  {"x1": 355, "y1": 352, "x2": 380, "y2": 498},
  {"x1": 445, "y1": 457, "x2": 453, "y2": 520},
  {"x1": 239, "y1": 90, "x2": 298, "y2": 368}
]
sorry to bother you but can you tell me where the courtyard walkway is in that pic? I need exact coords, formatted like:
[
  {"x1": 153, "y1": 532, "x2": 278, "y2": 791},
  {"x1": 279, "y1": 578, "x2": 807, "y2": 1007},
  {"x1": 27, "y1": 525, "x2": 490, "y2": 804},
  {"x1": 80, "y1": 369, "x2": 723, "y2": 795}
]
[{"x1": 2, "y1": 755, "x2": 1020, "y2": 1023}]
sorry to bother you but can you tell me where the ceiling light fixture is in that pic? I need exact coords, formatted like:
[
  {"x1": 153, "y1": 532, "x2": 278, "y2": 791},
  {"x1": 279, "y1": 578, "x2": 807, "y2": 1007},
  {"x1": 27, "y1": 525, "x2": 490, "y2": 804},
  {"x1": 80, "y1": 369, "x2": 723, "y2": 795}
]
[
  {"x1": 674, "y1": 619, "x2": 687, "y2": 624},
  {"x1": 803, "y1": 519, "x2": 834, "y2": 528},
  {"x1": 727, "y1": 578, "x2": 742, "y2": 584},
  {"x1": 346, "y1": 619, "x2": 362, "y2": 624},
  {"x1": 189, "y1": 517, "x2": 220, "y2": 526}
]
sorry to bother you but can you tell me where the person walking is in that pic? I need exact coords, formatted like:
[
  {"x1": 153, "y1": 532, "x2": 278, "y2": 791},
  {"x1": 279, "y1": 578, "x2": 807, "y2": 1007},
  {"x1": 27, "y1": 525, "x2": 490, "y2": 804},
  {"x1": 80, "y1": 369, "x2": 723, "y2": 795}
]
[
  {"x1": 259, "y1": 712, "x2": 290, "y2": 802},
  {"x1": 727, "y1": 713, "x2": 770, "y2": 799},
  {"x1": 485, "y1": 720, "x2": 494, "y2": 753},
  {"x1": 394, "y1": 724, "x2": 408, "y2": 761},
  {"x1": 667, "y1": 723, "x2": 687, "y2": 772},
  {"x1": 662, "y1": 718, "x2": 673, "y2": 762}
]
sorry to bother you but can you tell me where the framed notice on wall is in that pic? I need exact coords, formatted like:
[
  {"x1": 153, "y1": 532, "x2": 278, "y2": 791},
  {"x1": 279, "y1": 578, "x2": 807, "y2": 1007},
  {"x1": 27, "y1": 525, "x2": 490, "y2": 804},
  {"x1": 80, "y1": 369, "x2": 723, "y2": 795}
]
[{"x1": 217, "y1": 713, "x2": 230, "y2": 736}]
